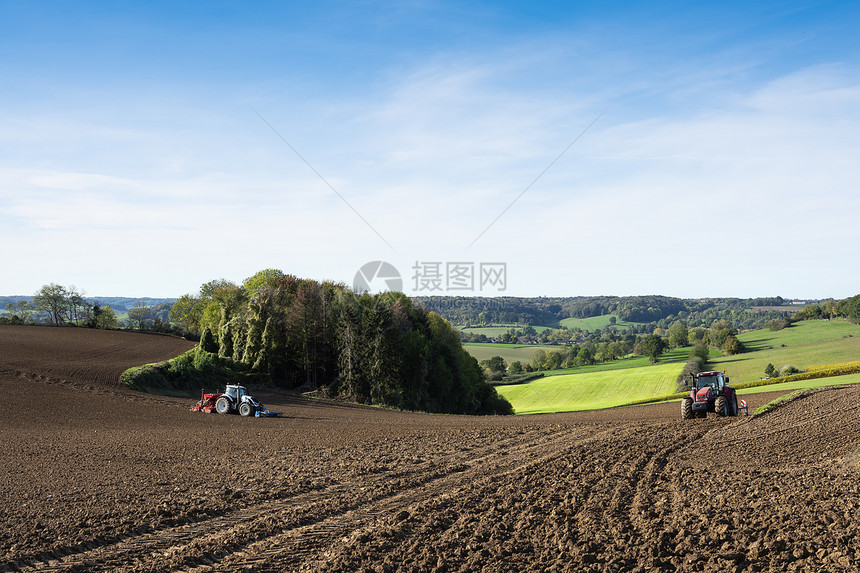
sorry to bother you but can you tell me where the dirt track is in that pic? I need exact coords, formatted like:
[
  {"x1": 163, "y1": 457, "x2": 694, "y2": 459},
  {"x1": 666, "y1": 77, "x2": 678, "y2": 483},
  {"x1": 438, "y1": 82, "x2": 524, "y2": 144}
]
[{"x1": 2, "y1": 325, "x2": 859, "y2": 572}]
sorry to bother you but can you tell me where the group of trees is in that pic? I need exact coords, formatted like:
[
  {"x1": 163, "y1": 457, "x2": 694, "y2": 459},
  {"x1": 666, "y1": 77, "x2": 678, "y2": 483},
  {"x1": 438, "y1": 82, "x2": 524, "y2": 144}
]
[
  {"x1": 792, "y1": 295, "x2": 860, "y2": 322},
  {"x1": 1, "y1": 284, "x2": 119, "y2": 329},
  {"x1": 0, "y1": 285, "x2": 175, "y2": 332},
  {"x1": 171, "y1": 270, "x2": 512, "y2": 415},
  {"x1": 502, "y1": 314, "x2": 750, "y2": 374}
]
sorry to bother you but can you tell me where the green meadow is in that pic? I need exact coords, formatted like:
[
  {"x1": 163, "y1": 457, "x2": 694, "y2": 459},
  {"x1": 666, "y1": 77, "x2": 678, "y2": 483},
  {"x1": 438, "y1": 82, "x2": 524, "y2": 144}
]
[
  {"x1": 559, "y1": 315, "x2": 643, "y2": 331},
  {"x1": 737, "y1": 373, "x2": 860, "y2": 397},
  {"x1": 459, "y1": 324, "x2": 553, "y2": 337},
  {"x1": 497, "y1": 362, "x2": 680, "y2": 414},
  {"x1": 708, "y1": 320, "x2": 860, "y2": 384},
  {"x1": 463, "y1": 343, "x2": 560, "y2": 364},
  {"x1": 493, "y1": 320, "x2": 860, "y2": 415}
]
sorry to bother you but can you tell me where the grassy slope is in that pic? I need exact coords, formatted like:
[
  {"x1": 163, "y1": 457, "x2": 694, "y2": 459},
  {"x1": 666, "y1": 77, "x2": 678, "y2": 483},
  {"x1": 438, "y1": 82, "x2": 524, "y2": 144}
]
[
  {"x1": 559, "y1": 315, "x2": 643, "y2": 331},
  {"x1": 737, "y1": 373, "x2": 860, "y2": 397},
  {"x1": 464, "y1": 345, "x2": 692, "y2": 369},
  {"x1": 496, "y1": 320, "x2": 860, "y2": 414},
  {"x1": 458, "y1": 325, "x2": 553, "y2": 337},
  {"x1": 464, "y1": 344, "x2": 562, "y2": 364},
  {"x1": 543, "y1": 347, "x2": 695, "y2": 376},
  {"x1": 708, "y1": 320, "x2": 860, "y2": 383},
  {"x1": 497, "y1": 362, "x2": 680, "y2": 414}
]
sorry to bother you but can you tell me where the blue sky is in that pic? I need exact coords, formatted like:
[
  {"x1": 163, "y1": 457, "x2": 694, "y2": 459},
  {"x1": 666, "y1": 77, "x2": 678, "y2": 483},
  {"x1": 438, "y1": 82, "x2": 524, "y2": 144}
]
[{"x1": 1, "y1": 1, "x2": 858, "y2": 299}]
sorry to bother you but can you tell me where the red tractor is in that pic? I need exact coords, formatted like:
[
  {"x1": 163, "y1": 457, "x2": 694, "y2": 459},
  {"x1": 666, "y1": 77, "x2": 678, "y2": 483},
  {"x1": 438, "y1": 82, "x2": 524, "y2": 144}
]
[{"x1": 681, "y1": 371, "x2": 744, "y2": 419}]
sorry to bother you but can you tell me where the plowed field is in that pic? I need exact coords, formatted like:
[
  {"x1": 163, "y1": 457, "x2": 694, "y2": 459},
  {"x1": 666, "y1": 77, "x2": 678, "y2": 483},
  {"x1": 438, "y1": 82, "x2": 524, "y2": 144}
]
[{"x1": 2, "y1": 325, "x2": 859, "y2": 572}]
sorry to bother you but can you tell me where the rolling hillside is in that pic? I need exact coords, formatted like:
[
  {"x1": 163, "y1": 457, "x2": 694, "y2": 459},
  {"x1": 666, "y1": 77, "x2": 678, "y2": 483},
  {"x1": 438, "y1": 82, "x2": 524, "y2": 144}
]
[
  {"x1": 497, "y1": 362, "x2": 680, "y2": 414},
  {"x1": 707, "y1": 320, "x2": 860, "y2": 383}
]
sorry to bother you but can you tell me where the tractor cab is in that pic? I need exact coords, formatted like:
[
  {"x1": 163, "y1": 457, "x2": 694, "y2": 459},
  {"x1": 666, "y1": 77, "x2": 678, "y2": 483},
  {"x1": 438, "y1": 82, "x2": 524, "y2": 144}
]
[
  {"x1": 224, "y1": 385, "x2": 247, "y2": 402},
  {"x1": 695, "y1": 372, "x2": 726, "y2": 391},
  {"x1": 682, "y1": 370, "x2": 738, "y2": 419}
]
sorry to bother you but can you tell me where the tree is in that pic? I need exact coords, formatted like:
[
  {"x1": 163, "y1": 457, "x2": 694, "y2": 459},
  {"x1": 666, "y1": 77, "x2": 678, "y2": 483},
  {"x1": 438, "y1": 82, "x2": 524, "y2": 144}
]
[
  {"x1": 128, "y1": 299, "x2": 153, "y2": 330},
  {"x1": 65, "y1": 285, "x2": 90, "y2": 325},
  {"x1": 709, "y1": 320, "x2": 733, "y2": 349},
  {"x1": 199, "y1": 326, "x2": 218, "y2": 353},
  {"x1": 690, "y1": 342, "x2": 709, "y2": 363},
  {"x1": 35, "y1": 283, "x2": 68, "y2": 325},
  {"x1": 480, "y1": 355, "x2": 507, "y2": 381},
  {"x1": 16, "y1": 300, "x2": 35, "y2": 323},
  {"x1": 764, "y1": 363, "x2": 776, "y2": 378},
  {"x1": 642, "y1": 334, "x2": 668, "y2": 364},
  {"x1": 530, "y1": 349, "x2": 547, "y2": 371},
  {"x1": 722, "y1": 334, "x2": 744, "y2": 355},
  {"x1": 93, "y1": 304, "x2": 118, "y2": 329},
  {"x1": 508, "y1": 360, "x2": 523, "y2": 375},
  {"x1": 242, "y1": 268, "x2": 288, "y2": 297},
  {"x1": 169, "y1": 294, "x2": 203, "y2": 336},
  {"x1": 575, "y1": 346, "x2": 594, "y2": 366},
  {"x1": 668, "y1": 322, "x2": 689, "y2": 348}
]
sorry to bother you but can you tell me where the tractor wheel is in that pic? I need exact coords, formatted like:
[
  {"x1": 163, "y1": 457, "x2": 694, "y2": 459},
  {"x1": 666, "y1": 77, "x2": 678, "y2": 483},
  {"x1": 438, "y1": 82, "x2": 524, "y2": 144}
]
[
  {"x1": 215, "y1": 396, "x2": 232, "y2": 415},
  {"x1": 715, "y1": 396, "x2": 727, "y2": 417},
  {"x1": 731, "y1": 395, "x2": 739, "y2": 417},
  {"x1": 681, "y1": 398, "x2": 693, "y2": 420},
  {"x1": 239, "y1": 402, "x2": 254, "y2": 417}
]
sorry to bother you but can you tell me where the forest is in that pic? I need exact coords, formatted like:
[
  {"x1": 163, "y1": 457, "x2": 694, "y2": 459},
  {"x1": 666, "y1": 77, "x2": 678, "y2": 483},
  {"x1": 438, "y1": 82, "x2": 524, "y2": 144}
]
[
  {"x1": 416, "y1": 294, "x2": 807, "y2": 331},
  {"x1": 166, "y1": 270, "x2": 512, "y2": 415}
]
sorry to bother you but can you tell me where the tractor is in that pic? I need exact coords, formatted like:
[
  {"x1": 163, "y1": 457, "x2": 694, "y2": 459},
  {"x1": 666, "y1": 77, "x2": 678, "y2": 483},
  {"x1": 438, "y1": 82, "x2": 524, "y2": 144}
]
[
  {"x1": 681, "y1": 371, "x2": 745, "y2": 419},
  {"x1": 191, "y1": 384, "x2": 281, "y2": 417}
]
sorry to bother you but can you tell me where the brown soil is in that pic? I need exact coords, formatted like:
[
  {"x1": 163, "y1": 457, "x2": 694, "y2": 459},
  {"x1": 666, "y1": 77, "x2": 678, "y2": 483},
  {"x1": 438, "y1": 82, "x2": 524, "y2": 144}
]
[{"x1": 1, "y1": 325, "x2": 858, "y2": 572}]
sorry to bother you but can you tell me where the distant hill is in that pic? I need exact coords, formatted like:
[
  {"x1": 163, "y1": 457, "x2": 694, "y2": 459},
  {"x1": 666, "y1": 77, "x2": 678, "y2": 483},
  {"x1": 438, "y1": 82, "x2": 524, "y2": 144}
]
[
  {"x1": 415, "y1": 295, "x2": 813, "y2": 331},
  {"x1": 0, "y1": 295, "x2": 177, "y2": 314}
]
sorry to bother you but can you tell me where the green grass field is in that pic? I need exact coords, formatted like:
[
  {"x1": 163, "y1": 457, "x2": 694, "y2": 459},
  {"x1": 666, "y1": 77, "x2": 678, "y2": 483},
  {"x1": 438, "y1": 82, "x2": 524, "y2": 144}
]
[
  {"x1": 493, "y1": 320, "x2": 860, "y2": 415},
  {"x1": 464, "y1": 344, "x2": 692, "y2": 370},
  {"x1": 496, "y1": 362, "x2": 681, "y2": 414},
  {"x1": 459, "y1": 324, "x2": 553, "y2": 337},
  {"x1": 559, "y1": 315, "x2": 643, "y2": 331},
  {"x1": 463, "y1": 343, "x2": 561, "y2": 364},
  {"x1": 707, "y1": 320, "x2": 860, "y2": 383},
  {"x1": 543, "y1": 347, "x2": 696, "y2": 376},
  {"x1": 737, "y1": 372, "x2": 860, "y2": 397}
]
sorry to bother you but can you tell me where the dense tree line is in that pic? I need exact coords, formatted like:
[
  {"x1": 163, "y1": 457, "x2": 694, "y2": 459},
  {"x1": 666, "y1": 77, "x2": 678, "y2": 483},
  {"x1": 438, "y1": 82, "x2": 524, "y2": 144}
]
[
  {"x1": 413, "y1": 296, "x2": 562, "y2": 326},
  {"x1": 169, "y1": 270, "x2": 512, "y2": 415},
  {"x1": 792, "y1": 295, "x2": 860, "y2": 322},
  {"x1": 507, "y1": 314, "x2": 749, "y2": 374},
  {"x1": 420, "y1": 295, "x2": 804, "y2": 333}
]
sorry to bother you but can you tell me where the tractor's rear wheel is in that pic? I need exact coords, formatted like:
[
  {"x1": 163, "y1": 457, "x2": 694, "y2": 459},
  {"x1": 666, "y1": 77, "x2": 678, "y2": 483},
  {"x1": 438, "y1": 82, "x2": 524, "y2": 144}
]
[
  {"x1": 215, "y1": 396, "x2": 232, "y2": 415},
  {"x1": 239, "y1": 402, "x2": 254, "y2": 417},
  {"x1": 681, "y1": 398, "x2": 693, "y2": 420},
  {"x1": 715, "y1": 396, "x2": 727, "y2": 417},
  {"x1": 731, "y1": 395, "x2": 739, "y2": 417}
]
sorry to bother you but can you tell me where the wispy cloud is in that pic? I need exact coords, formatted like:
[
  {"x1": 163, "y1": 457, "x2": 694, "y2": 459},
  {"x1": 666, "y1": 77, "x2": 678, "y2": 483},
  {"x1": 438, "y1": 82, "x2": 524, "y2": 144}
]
[{"x1": 1, "y1": 2, "x2": 858, "y2": 298}]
